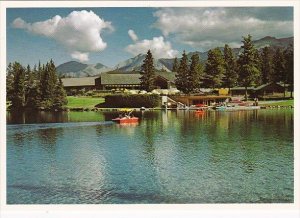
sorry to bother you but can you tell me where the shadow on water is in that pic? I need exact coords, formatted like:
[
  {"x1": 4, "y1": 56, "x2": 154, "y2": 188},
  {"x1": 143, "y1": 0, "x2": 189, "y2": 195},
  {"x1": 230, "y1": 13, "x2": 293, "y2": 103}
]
[{"x1": 8, "y1": 183, "x2": 180, "y2": 204}]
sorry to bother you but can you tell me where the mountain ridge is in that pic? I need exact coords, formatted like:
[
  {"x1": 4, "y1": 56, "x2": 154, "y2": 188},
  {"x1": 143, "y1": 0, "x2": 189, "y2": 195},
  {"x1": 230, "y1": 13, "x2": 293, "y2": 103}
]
[{"x1": 56, "y1": 36, "x2": 293, "y2": 77}]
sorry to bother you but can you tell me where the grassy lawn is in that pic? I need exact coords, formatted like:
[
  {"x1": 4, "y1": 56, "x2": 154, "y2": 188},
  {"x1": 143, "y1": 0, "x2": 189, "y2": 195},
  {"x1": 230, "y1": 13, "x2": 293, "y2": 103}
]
[
  {"x1": 259, "y1": 99, "x2": 294, "y2": 107},
  {"x1": 66, "y1": 96, "x2": 105, "y2": 108}
]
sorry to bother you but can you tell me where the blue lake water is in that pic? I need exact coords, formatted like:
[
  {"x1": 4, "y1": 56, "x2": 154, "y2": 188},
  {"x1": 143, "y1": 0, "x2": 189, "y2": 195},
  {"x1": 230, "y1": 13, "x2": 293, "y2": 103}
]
[{"x1": 6, "y1": 110, "x2": 294, "y2": 204}]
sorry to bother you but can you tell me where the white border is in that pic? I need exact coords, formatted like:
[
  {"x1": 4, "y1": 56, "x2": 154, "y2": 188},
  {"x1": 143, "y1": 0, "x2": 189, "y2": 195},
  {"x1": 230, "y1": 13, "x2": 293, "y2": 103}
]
[{"x1": 1, "y1": 1, "x2": 299, "y2": 217}]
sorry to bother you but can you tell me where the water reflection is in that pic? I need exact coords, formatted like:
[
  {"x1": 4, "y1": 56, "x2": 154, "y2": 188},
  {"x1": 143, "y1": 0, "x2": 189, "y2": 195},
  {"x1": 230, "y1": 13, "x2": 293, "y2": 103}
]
[
  {"x1": 37, "y1": 127, "x2": 63, "y2": 149},
  {"x1": 7, "y1": 109, "x2": 294, "y2": 203}
]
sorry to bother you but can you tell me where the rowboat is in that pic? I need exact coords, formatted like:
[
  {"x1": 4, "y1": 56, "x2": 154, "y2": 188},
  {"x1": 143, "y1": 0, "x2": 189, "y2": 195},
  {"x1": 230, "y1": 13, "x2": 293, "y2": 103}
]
[{"x1": 112, "y1": 117, "x2": 139, "y2": 124}]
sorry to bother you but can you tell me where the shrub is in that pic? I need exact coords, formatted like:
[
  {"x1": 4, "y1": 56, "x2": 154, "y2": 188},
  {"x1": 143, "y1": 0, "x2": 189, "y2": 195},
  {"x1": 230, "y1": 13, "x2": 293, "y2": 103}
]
[{"x1": 105, "y1": 94, "x2": 160, "y2": 108}]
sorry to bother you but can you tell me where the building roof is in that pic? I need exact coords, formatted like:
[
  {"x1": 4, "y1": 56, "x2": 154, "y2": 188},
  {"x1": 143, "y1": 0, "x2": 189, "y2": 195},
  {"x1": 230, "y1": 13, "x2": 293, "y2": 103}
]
[
  {"x1": 254, "y1": 82, "x2": 288, "y2": 91},
  {"x1": 231, "y1": 86, "x2": 255, "y2": 91},
  {"x1": 61, "y1": 71, "x2": 177, "y2": 87},
  {"x1": 100, "y1": 71, "x2": 176, "y2": 85},
  {"x1": 100, "y1": 73, "x2": 141, "y2": 85},
  {"x1": 230, "y1": 82, "x2": 288, "y2": 91},
  {"x1": 61, "y1": 76, "x2": 98, "y2": 87},
  {"x1": 156, "y1": 71, "x2": 176, "y2": 83}
]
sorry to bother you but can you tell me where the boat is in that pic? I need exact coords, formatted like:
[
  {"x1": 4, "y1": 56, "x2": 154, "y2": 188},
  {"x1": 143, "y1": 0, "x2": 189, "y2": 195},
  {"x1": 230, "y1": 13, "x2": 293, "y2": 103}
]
[
  {"x1": 216, "y1": 105, "x2": 260, "y2": 111},
  {"x1": 112, "y1": 116, "x2": 139, "y2": 124}
]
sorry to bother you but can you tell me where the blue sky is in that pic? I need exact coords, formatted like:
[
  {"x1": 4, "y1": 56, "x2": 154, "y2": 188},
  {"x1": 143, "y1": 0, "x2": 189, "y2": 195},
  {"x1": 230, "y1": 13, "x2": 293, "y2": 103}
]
[{"x1": 7, "y1": 7, "x2": 293, "y2": 67}]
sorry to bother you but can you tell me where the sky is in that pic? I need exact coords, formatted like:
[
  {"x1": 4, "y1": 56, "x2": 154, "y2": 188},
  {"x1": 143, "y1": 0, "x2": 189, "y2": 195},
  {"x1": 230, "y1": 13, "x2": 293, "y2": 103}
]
[{"x1": 7, "y1": 7, "x2": 293, "y2": 68}]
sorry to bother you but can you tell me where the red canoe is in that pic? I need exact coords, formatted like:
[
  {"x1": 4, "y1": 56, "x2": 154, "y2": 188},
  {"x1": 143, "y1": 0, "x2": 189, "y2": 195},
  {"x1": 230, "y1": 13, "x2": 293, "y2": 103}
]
[{"x1": 112, "y1": 117, "x2": 139, "y2": 124}]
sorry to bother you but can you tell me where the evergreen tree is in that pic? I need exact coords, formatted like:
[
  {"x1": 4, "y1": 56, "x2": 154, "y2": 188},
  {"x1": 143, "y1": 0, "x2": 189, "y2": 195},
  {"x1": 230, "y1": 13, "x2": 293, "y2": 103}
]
[
  {"x1": 24, "y1": 64, "x2": 34, "y2": 106},
  {"x1": 204, "y1": 48, "x2": 225, "y2": 89},
  {"x1": 6, "y1": 63, "x2": 14, "y2": 102},
  {"x1": 140, "y1": 50, "x2": 156, "y2": 92},
  {"x1": 284, "y1": 44, "x2": 293, "y2": 98},
  {"x1": 175, "y1": 51, "x2": 190, "y2": 94},
  {"x1": 25, "y1": 68, "x2": 41, "y2": 109},
  {"x1": 237, "y1": 35, "x2": 260, "y2": 101},
  {"x1": 253, "y1": 49, "x2": 262, "y2": 85},
  {"x1": 7, "y1": 60, "x2": 67, "y2": 110},
  {"x1": 11, "y1": 62, "x2": 26, "y2": 109},
  {"x1": 40, "y1": 59, "x2": 58, "y2": 107},
  {"x1": 272, "y1": 48, "x2": 287, "y2": 97},
  {"x1": 53, "y1": 78, "x2": 68, "y2": 109},
  {"x1": 223, "y1": 44, "x2": 238, "y2": 95},
  {"x1": 188, "y1": 53, "x2": 203, "y2": 93},
  {"x1": 272, "y1": 48, "x2": 286, "y2": 83},
  {"x1": 260, "y1": 46, "x2": 273, "y2": 84},
  {"x1": 172, "y1": 57, "x2": 179, "y2": 72}
]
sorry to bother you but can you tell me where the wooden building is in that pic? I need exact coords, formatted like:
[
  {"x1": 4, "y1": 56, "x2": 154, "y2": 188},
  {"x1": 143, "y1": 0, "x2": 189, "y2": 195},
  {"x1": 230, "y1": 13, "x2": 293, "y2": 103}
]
[
  {"x1": 230, "y1": 86, "x2": 255, "y2": 96},
  {"x1": 254, "y1": 82, "x2": 286, "y2": 97},
  {"x1": 95, "y1": 72, "x2": 141, "y2": 90},
  {"x1": 231, "y1": 82, "x2": 287, "y2": 98},
  {"x1": 61, "y1": 76, "x2": 98, "y2": 93}
]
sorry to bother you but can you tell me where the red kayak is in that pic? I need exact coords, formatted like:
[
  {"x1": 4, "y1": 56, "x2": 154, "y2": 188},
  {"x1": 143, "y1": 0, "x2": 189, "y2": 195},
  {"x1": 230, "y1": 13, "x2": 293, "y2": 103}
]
[{"x1": 112, "y1": 117, "x2": 139, "y2": 124}]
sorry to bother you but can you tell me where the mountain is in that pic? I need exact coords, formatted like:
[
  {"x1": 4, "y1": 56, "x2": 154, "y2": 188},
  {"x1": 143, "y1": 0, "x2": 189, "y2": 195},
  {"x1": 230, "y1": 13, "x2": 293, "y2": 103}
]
[
  {"x1": 252, "y1": 36, "x2": 293, "y2": 49},
  {"x1": 114, "y1": 53, "x2": 170, "y2": 72},
  {"x1": 166, "y1": 36, "x2": 293, "y2": 71},
  {"x1": 56, "y1": 36, "x2": 293, "y2": 77},
  {"x1": 56, "y1": 61, "x2": 111, "y2": 77}
]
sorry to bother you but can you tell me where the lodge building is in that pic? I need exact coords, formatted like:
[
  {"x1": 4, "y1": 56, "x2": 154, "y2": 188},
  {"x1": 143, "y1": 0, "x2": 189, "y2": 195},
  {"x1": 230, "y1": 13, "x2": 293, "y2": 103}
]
[
  {"x1": 61, "y1": 72, "x2": 288, "y2": 101},
  {"x1": 61, "y1": 71, "x2": 176, "y2": 93}
]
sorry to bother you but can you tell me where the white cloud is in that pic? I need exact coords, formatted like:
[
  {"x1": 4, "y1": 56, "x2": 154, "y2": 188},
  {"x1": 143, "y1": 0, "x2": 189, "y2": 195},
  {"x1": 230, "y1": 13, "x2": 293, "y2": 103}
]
[
  {"x1": 125, "y1": 36, "x2": 178, "y2": 59},
  {"x1": 71, "y1": 51, "x2": 89, "y2": 62},
  {"x1": 153, "y1": 8, "x2": 293, "y2": 51},
  {"x1": 12, "y1": 10, "x2": 113, "y2": 62},
  {"x1": 128, "y1": 29, "x2": 138, "y2": 41}
]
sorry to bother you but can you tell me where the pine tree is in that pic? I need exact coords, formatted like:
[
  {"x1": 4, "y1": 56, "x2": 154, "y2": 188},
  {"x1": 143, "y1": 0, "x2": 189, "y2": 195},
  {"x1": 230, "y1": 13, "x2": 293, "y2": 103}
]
[
  {"x1": 260, "y1": 46, "x2": 273, "y2": 84},
  {"x1": 6, "y1": 63, "x2": 14, "y2": 102},
  {"x1": 175, "y1": 51, "x2": 190, "y2": 94},
  {"x1": 7, "y1": 60, "x2": 67, "y2": 110},
  {"x1": 172, "y1": 57, "x2": 179, "y2": 72},
  {"x1": 25, "y1": 68, "x2": 41, "y2": 109},
  {"x1": 204, "y1": 48, "x2": 225, "y2": 89},
  {"x1": 284, "y1": 44, "x2": 293, "y2": 98},
  {"x1": 272, "y1": 48, "x2": 286, "y2": 83},
  {"x1": 237, "y1": 35, "x2": 260, "y2": 101},
  {"x1": 11, "y1": 62, "x2": 26, "y2": 109},
  {"x1": 223, "y1": 44, "x2": 238, "y2": 95},
  {"x1": 53, "y1": 78, "x2": 68, "y2": 109},
  {"x1": 188, "y1": 53, "x2": 203, "y2": 93},
  {"x1": 140, "y1": 50, "x2": 156, "y2": 92},
  {"x1": 40, "y1": 60, "x2": 58, "y2": 108}
]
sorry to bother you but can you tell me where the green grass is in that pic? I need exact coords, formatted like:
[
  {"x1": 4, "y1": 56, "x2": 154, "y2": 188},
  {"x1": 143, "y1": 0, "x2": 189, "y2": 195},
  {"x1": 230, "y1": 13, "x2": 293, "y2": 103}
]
[
  {"x1": 66, "y1": 96, "x2": 105, "y2": 108},
  {"x1": 259, "y1": 99, "x2": 294, "y2": 107}
]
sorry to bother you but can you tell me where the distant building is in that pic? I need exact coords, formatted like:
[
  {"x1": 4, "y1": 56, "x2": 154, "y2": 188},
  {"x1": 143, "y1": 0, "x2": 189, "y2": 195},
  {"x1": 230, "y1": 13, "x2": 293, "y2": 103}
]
[
  {"x1": 254, "y1": 82, "x2": 286, "y2": 97},
  {"x1": 231, "y1": 82, "x2": 287, "y2": 98},
  {"x1": 61, "y1": 76, "x2": 98, "y2": 93},
  {"x1": 95, "y1": 72, "x2": 141, "y2": 90},
  {"x1": 230, "y1": 86, "x2": 255, "y2": 96},
  {"x1": 61, "y1": 71, "x2": 176, "y2": 92}
]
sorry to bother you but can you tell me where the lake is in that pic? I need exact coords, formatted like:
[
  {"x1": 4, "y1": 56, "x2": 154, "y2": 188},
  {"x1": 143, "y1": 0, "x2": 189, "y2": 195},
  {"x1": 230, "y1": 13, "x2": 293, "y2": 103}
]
[{"x1": 6, "y1": 109, "x2": 294, "y2": 204}]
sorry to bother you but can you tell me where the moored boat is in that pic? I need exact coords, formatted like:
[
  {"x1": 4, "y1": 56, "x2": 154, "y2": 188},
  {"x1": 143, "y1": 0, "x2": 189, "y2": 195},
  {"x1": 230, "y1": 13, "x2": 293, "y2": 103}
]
[{"x1": 216, "y1": 105, "x2": 260, "y2": 111}]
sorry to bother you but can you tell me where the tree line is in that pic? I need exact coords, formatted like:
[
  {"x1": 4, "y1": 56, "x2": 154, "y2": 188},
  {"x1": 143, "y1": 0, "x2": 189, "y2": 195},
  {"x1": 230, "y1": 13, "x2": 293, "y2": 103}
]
[
  {"x1": 7, "y1": 60, "x2": 67, "y2": 110},
  {"x1": 140, "y1": 35, "x2": 294, "y2": 100}
]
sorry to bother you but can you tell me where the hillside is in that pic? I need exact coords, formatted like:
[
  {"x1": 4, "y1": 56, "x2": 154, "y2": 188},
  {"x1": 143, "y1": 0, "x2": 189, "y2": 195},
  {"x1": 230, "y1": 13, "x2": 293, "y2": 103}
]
[{"x1": 56, "y1": 61, "x2": 111, "y2": 77}]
